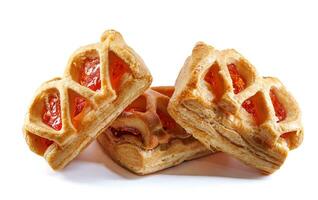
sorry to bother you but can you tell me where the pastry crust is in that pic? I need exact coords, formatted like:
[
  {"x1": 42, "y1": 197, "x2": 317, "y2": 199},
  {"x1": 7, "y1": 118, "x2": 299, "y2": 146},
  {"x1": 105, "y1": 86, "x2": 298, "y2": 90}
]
[
  {"x1": 168, "y1": 42, "x2": 303, "y2": 174},
  {"x1": 23, "y1": 30, "x2": 152, "y2": 170},
  {"x1": 97, "y1": 86, "x2": 213, "y2": 175}
]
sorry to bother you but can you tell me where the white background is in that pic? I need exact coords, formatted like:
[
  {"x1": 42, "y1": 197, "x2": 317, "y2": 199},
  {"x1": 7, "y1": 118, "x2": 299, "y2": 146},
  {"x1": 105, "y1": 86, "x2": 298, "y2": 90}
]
[{"x1": 1, "y1": 0, "x2": 317, "y2": 199}]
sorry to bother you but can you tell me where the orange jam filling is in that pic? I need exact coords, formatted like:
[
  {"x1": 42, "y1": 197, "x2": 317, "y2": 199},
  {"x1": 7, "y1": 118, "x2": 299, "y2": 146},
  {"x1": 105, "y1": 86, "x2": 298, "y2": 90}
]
[
  {"x1": 227, "y1": 63, "x2": 246, "y2": 94},
  {"x1": 204, "y1": 63, "x2": 225, "y2": 102},
  {"x1": 280, "y1": 131, "x2": 296, "y2": 148},
  {"x1": 242, "y1": 97, "x2": 258, "y2": 124},
  {"x1": 270, "y1": 88, "x2": 286, "y2": 122},
  {"x1": 74, "y1": 57, "x2": 101, "y2": 118},
  {"x1": 242, "y1": 93, "x2": 266, "y2": 126},
  {"x1": 72, "y1": 96, "x2": 87, "y2": 122},
  {"x1": 36, "y1": 136, "x2": 54, "y2": 149},
  {"x1": 157, "y1": 109, "x2": 176, "y2": 130},
  {"x1": 27, "y1": 132, "x2": 54, "y2": 155},
  {"x1": 72, "y1": 52, "x2": 130, "y2": 122},
  {"x1": 109, "y1": 51, "x2": 131, "y2": 92},
  {"x1": 124, "y1": 95, "x2": 146, "y2": 113},
  {"x1": 42, "y1": 93, "x2": 62, "y2": 131},
  {"x1": 79, "y1": 57, "x2": 101, "y2": 92},
  {"x1": 73, "y1": 97, "x2": 86, "y2": 117}
]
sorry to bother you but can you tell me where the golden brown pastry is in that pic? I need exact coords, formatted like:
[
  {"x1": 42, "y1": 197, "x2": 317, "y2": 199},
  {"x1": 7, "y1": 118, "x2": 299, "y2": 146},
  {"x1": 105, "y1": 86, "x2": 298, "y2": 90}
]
[
  {"x1": 97, "y1": 86, "x2": 214, "y2": 175},
  {"x1": 168, "y1": 42, "x2": 303, "y2": 174},
  {"x1": 23, "y1": 30, "x2": 152, "y2": 170}
]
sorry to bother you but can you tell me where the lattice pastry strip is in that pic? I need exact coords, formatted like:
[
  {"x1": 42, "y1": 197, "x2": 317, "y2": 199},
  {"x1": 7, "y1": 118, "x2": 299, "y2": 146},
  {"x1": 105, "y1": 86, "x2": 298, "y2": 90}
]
[
  {"x1": 168, "y1": 42, "x2": 303, "y2": 173},
  {"x1": 23, "y1": 30, "x2": 152, "y2": 170},
  {"x1": 97, "y1": 86, "x2": 213, "y2": 175}
]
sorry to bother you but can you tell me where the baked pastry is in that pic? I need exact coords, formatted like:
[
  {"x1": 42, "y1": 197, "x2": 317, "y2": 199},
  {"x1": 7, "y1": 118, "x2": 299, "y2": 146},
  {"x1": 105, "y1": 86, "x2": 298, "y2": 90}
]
[
  {"x1": 23, "y1": 30, "x2": 152, "y2": 170},
  {"x1": 168, "y1": 42, "x2": 303, "y2": 174},
  {"x1": 97, "y1": 86, "x2": 214, "y2": 175}
]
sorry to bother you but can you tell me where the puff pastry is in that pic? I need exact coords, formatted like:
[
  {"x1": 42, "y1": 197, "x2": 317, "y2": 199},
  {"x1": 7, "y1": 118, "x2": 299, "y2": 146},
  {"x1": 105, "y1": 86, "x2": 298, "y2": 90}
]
[
  {"x1": 23, "y1": 30, "x2": 152, "y2": 170},
  {"x1": 97, "y1": 86, "x2": 214, "y2": 175},
  {"x1": 168, "y1": 42, "x2": 303, "y2": 174}
]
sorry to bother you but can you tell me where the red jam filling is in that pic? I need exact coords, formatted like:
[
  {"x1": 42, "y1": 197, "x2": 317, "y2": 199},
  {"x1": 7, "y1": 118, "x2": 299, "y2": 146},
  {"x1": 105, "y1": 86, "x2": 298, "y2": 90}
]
[
  {"x1": 34, "y1": 134, "x2": 53, "y2": 152},
  {"x1": 124, "y1": 95, "x2": 147, "y2": 113},
  {"x1": 204, "y1": 63, "x2": 225, "y2": 102},
  {"x1": 227, "y1": 63, "x2": 246, "y2": 94},
  {"x1": 28, "y1": 132, "x2": 54, "y2": 155},
  {"x1": 109, "y1": 51, "x2": 131, "y2": 92},
  {"x1": 157, "y1": 109, "x2": 176, "y2": 130},
  {"x1": 270, "y1": 88, "x2": 286, "y2": 122},
  {"x1": 242, "y1": 97, "x2": 258, "y2": 124},
  {"x1": 71, "y1": 52, "x2": 130, "y2": 124},
  {"x1": 73, "y1": 96, "x2": 87, "y2": 117},
  {"x1": 79, "y1": 57, "x2": 101, "y2": 92},
  {"x1": 42, "y1": 93, "x2": 62, "y2": 131},
  {"x1": 280, "y1": 131, "x2": 296, "y2": 148},
  {"x1": 73, "y1": 57, "x2": 101, "y2": 119},
  {"x1": 37, "y1": 136, "x2": 54, "y2": 148},
  {"x1": 242, "y1": 93, "x2": 265, "y2": 125}
]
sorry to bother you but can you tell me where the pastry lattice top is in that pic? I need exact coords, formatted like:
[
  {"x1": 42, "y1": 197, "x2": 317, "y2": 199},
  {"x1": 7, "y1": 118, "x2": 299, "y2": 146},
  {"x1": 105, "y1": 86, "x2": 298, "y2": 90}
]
[
  {"x1": 174, "y1": 42, "x2": 303, "y2": 150},
  {"x1": 24, "y1": 30, "x2": 151, "y2": 155}
]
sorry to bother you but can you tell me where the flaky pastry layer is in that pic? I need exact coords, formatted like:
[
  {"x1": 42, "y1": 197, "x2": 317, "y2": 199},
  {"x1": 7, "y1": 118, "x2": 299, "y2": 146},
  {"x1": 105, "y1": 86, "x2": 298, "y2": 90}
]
[
  {"x1": 23, "y1": 30, "x2": 152, "y2": 170},
  {"x1": 168, "y1": 42, "x2": 303, "y2": 173}
]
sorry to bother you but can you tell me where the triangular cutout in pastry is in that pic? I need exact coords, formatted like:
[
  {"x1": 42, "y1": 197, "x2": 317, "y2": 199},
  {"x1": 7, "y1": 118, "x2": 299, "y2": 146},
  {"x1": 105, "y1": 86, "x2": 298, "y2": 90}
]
[
  {"x1": 67, "y1": 89, "x2": 91, "y2": 129},
  {"x1": 108, "y1": 51, "x2": 131, "y2": 93},
  {"x1": 204, "y1": 62, "x2": 226, "y2": 102},
  {"x1": 23, "y1": 30, "x2": 152, "y2": 170},
  {"x1": 69, "y1": 49, "x2": 101, "y2": 92},
  {"x1": 168, "y1": 43, "x2": 303, "y2": 173},
  {"x1": 42, "y1": 91, "x2": 63, "y2": 131}
]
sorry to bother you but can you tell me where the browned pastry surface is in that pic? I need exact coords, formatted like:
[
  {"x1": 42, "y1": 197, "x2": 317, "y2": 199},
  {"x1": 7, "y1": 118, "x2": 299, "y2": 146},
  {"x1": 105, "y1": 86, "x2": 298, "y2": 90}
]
[
  {"x1": 23, "y1": 30, "x2": 152, "y2": 170},
  {"x1": 98, "y1": 86, "x2": 214, "y2": 175},
  {"x1": 168, "y1": 43, "x2": 303, "y2": 174}
]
